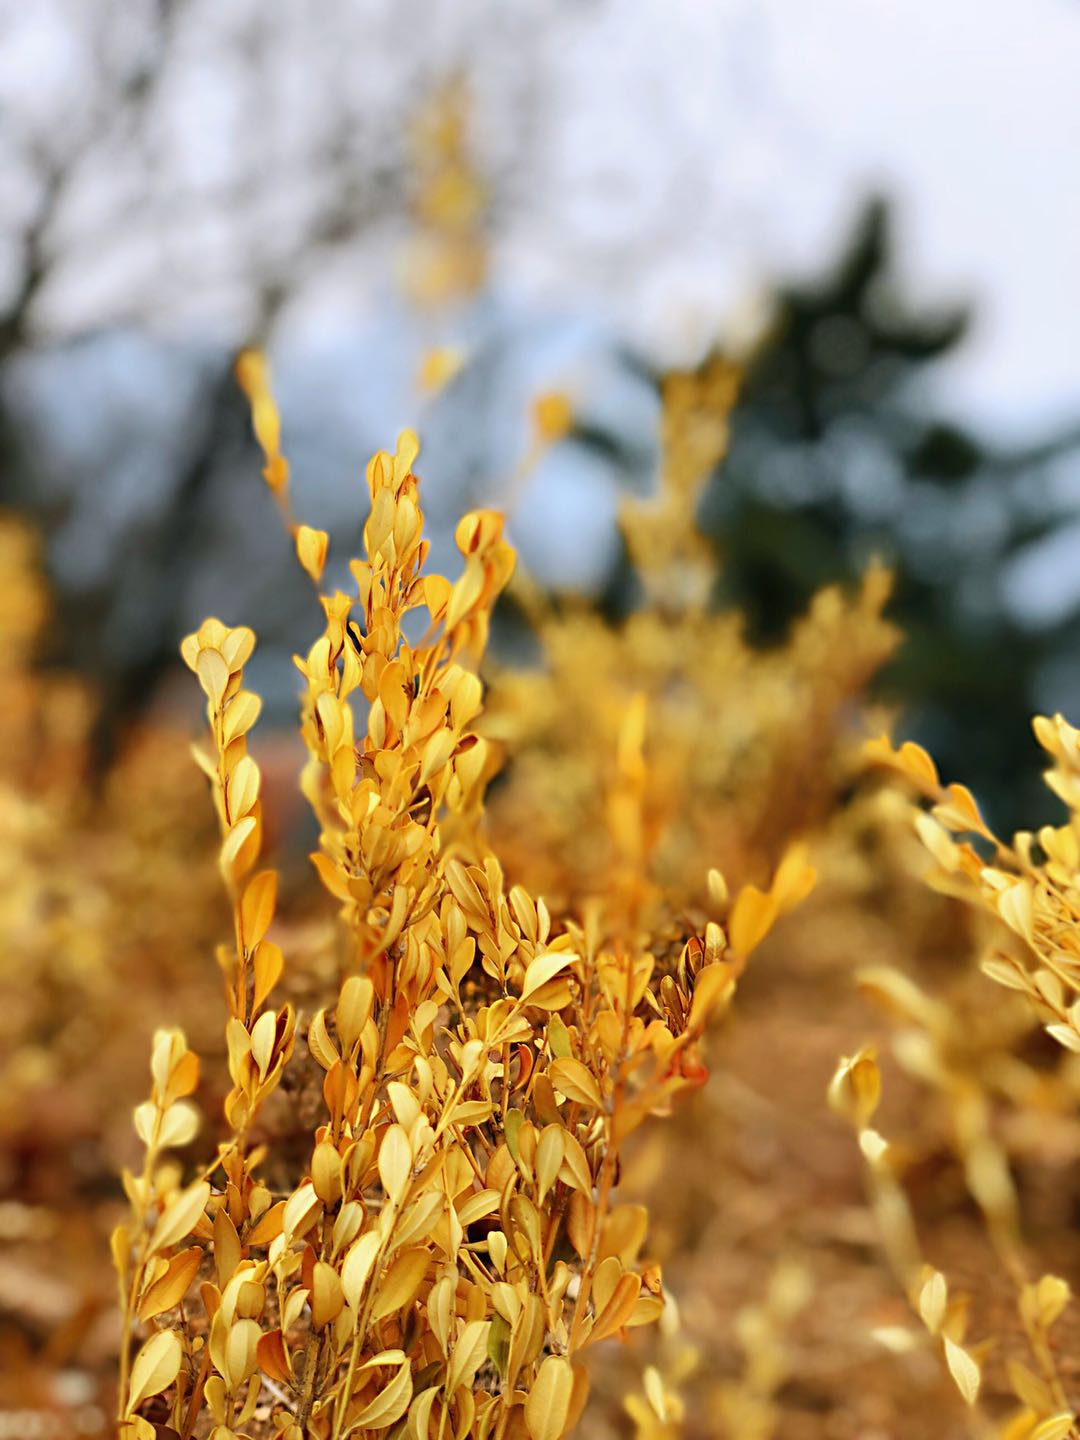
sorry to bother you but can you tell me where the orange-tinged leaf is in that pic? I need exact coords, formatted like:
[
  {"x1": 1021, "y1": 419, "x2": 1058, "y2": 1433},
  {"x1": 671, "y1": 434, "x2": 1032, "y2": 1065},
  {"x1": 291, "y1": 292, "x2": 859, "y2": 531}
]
[
  {"x1": 933, "y1": 782, "x2": 990, "y2": 836},
  {"x1": 897, "y1": 740, "x2": 940, "y2": 789},
  {"x1": 567, "y1": 1192, "x2": 595, "y2": 1261},
  {"x1": 252, "y1": 941, "x2": 284, "y2": 1012},
  {"x1": 686, "y1": 963, "x2": 734, "y2": 1032},
  {"x1": 729, "y1": 885, "x2": 779, "y2": 957},
  {"x1": 310, "y1": 851, "x2": 352, "y2": 901},
  {"x1": 214, "y1": 1206, "x2": 241, "y2": 1287},
  {"x1": 257, "y1": 1328, "x2": 291, "y2": 1384},
  {"x1": 241, "y1": 871, "x2": 277, "y2": 951},
  {"x1": 247, "y1": 1200, "x2": 286, "y2": 1248},
  {"x1": 220, "y1": 816, "x2": 257, "y2": 875},
  {"x1": 138, "y1": 1247, "x2": 203, "y2": 1320},
  {"x1": 769, "y1": 844, "x2": 817, "y2": 913},
  {"x1": 598, "y1": 1205, "x2": 648, "y2": 1266},
  {"x1": 591, "y1": 1272, "x2": 642, "y2": 1342},
  {"x1": 566, "y1": 1362, "x2": 590, "y2": 1435}
]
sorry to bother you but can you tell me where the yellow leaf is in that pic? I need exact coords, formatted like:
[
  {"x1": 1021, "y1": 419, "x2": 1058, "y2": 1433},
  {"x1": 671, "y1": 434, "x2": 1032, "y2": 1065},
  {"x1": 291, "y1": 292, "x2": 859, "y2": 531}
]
[
  {"x1": 222, "y1": 1316, "x2": 261, "y2": 1391},
  {"x1": 535, "y1": 1125, "x2": 565, "y2": 1206},
  {"x1": 525, "y1": 1354, "x2": 573, "y2": 1440},
  {"x1": 196, "y1": 649, "x2": 229, "y2": 707},
  {"x1": 999, "y1": 880, "x2": 1035, "y2": 945},
  {"x1": 240, "y1": 871, "x2": 277, "y2": 951},
  {"x1": 337, "y1": 975, "x2": 375, "y2": 1052},
  {"x1": 1030, "y1": 1415, "x2": 1077, "y2": 1440},
  {"x1": 1007, "y1": 1358, "x2": 1055, "y2": 1413},
  {"x1": 392, "y1": 1191, "x2": 444, "y2": 1251},
  {"x1": 827, "y1": 1047, "x2": 881, "y2": 1129},
  {"x1": 295, "y1": 525, "x2": 328, "y2": 584},
  {"x1": 943, "y1": 1337, "x2": 980, "y2": 1405},
  {"x1": 311, "y1": 850, "x2": 352, "y2": 901},
  {"x1": 283, "y1": 1182, "x2": 321, "y2": 1240},
  {"x1": 371, "y1": 1246, "x2": 429, "y2": 1320},
  {"x1": 126, "y1": 1328, "x2": 182, "y2": 1413},
  {"x1": 559, "y1": 1131, "x2": 593, "y2": 1195},
  {"x1": 351, "y1": 1354, "x2": 413, "y2": 1430},
  {"x1": 598, "y1": 1204, "x2": 648, "y2": 1266},
  {"x1": 157, "y1": 1102, "x2": 200, "y2": 1150},
  {"x1": 446, "y1": 1319, "x2": 491, "y2": 1396},
  {"x1": 915, "y1": 814, "x2": 961, "y2": 872},
  {"x1": 547, "y1": 1059, "x2": 603, "y2": 1110},
  {"x1": 378, "y1": 1124, "x2": 413, "y2": 1206},
  {"x1": 1034, "y1": 1274, "x2": 1072, "y2": 1329},
  {"x1": 148, "y1": 1181, "x2": 210, "y2": 1257},
  {"x1": 686, "y1": 963, "x2": 735, "y2": 1033},
  {"x1": 222, "y1": 689, "x2": 262, "y2": 744},
  {"x1": 918, "y1": 1271, "x2": 946, "y2": 1335},
  {"x1": 227, "y1": 755, "x2": 260, "y2": 821},
  {"x1": 521, "y1": 952, "x2": 576, "y2": 1003},
  {"x1": 407, "y1": 1386, "x2": 441, "y2": 1439},
  {"x1": 342, "y1": 1231, "x2": 382, "y2": 1311},
  {"x1": 307, "y1": 1008, "x2": 340, "y2": 1071},
  {"x1": 729, "y1": 884, "x2": 779, "y2": 958},
  {"x1": 311, "y1": 1260, "x2": 345, "y2": 1329}
]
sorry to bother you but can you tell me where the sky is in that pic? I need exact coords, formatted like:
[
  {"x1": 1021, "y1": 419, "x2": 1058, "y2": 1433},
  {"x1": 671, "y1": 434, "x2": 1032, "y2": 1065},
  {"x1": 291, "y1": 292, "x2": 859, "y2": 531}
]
[
  {"x1": 495, "y1": 0, "x2": 1080, "y2": 442},
  {"x1": 3, "y1": 0, "x2": 1077, "y2": 445}
]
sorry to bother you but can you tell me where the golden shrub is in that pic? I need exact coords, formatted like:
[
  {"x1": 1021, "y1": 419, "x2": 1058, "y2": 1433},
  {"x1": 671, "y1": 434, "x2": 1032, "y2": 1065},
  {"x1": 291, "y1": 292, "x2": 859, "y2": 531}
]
[{"x1": 112, "y1": 361, "x2": 815, "y2": 1440}]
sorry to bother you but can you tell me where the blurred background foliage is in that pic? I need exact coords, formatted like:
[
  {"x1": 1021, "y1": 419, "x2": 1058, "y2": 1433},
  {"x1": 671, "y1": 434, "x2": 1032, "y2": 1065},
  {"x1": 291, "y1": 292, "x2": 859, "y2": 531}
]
[
  {"x1": 594, "y1": 202, "x2": 1080, "y2": 831},
  {"x1": 0, "y1": 3, "x2": 1077, "y2": 837}
]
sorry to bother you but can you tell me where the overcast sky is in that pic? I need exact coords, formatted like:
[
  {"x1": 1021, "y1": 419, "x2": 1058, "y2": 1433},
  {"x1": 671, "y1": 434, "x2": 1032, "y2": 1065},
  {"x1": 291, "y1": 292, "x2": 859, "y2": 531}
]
[
  {"x1": 490, "y1": 0, "x2": 1080, "y2": 442},
  {"x1": 3, "y1": 0, "x2": 1077, "y2": 445}
]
